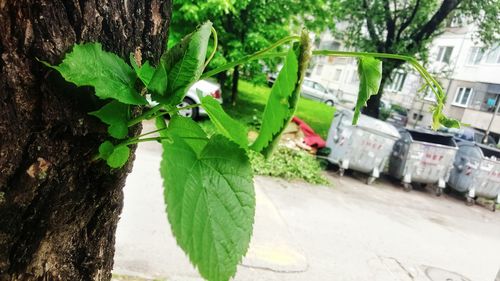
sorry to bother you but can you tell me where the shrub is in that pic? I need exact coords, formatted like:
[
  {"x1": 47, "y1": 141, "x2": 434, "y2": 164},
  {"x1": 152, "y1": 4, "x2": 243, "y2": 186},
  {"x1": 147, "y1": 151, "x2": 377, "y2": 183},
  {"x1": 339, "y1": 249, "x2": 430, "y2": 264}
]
[{"x1": 248, "y1": 147, "x2": 330, "y2": 185}]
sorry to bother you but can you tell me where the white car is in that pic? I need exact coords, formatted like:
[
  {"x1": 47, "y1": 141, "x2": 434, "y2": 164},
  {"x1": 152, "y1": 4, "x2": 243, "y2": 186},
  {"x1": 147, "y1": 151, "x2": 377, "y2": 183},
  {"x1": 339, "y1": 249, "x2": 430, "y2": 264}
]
[
  {"x1": 148, "y1": 79, "x2": 223, "y2": 119},
  {"x1": 300, "y1": 78, "x2": 338, "y2": 106}
]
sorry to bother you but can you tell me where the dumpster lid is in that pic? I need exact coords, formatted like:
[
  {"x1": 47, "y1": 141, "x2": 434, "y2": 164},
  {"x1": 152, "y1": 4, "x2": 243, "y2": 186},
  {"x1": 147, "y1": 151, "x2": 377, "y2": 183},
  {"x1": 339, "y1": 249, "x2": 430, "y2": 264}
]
[
  {"x1": 339, "y1": 109, "x2": 400, "y2": 138},
  {"x1": 405, "y1": 129, "x2": 457, "y2": 148},
  {"x1": 477, "y1": 144, "x2": 500, "y2": 161}
]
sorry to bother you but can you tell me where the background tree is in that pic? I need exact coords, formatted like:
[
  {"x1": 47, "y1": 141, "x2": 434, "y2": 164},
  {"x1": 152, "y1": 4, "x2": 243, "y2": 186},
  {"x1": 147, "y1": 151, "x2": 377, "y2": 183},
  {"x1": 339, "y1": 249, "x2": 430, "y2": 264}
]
[
  {"x1": 171, "y1": 0, "x2": 337, "y2": 103},
  {"x1": 0, "y1": 1, "x2": 170, "y2": 280},
  {"x1": 336, "y1": 0, "x2": 500, "y2": 118}
]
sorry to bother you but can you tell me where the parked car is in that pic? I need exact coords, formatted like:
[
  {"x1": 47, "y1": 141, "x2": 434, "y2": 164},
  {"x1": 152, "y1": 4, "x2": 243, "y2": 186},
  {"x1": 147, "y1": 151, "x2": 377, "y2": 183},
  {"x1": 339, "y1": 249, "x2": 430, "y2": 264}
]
[
  {"x1": 147, "y1": 79, "x2": 222, "y2": 119},
  {"x1": 385, "y1": 104, "x2": 408, "y2": 127},
  {"x1": 301, "y1": 78, "x2": 338, "y2": 106},
  {"x1": 267, "y1": 75, "x2": 338, "y2": 106},
  {"x1": 267, "y1": 72, "x2": 277, "y2": 87},
  {"x1": 448, "y1": 127, "x2": 497, "y2": 146}
]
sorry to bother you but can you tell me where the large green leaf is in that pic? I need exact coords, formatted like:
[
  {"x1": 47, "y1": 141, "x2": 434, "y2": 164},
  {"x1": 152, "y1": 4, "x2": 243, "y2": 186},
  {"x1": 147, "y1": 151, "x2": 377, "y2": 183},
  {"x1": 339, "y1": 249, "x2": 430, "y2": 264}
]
[
  {"x1": 165, "y1": 115, "x2": 208, "y2": 154},
  {"x1": 161, "y1": 117, "x2": 255, "y2": 281},
  {"x1": 201, "y1": 96, "x2": 248, "y2": 148},
  {"x1": 153, "y1": 21, "x2": 212, "y2": 105},
  {"x1": 130, "y1": 53, "x2": 168, "y2": 96},
  {"x1": 251, "y1": 31, "x2": 311, "y2": 157},
  {"x1": 48, "y1": 43, "x2": 146, "y2": 105},
  {"x1": 353, "y1": 56, "x2": 382, "y2": 124},
  {"x1": 89, "y1": 101, "x2": 129, "y2": 139}
]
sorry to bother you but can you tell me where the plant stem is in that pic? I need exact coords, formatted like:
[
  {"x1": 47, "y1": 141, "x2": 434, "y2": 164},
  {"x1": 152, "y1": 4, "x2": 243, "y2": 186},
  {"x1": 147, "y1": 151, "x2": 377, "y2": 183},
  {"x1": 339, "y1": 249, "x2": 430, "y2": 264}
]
[
  {"x1": 127, "y1": 104, "x2": 201, "y2": 127},
  {"x1": 121, "y1": 135, "x2": 208, "y2": 146},
  {"x1": 201, "y1": 35, "x2": 300, "y2": 79},
  {"x1": 312, "y1": 50, "x2": 445, "y2": 102},
  {"x1": 203, "y1": 27, "x2": 218, "y2": 70},
  {"x1": 152, "y1": 104, "x2": 201, "y2": 119},
  {"x1": 128, "y1": 104, "x2": 163, "y2": 127}
]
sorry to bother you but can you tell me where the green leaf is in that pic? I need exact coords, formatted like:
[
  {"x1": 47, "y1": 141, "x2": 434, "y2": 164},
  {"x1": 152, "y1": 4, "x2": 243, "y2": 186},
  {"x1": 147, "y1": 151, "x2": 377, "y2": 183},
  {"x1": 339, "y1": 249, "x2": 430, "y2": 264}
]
[
  {"x1": 251, "y1": 31, "x2": 311, "y2": 157},
  {"x1": 107, "y1": 145, "x2": 130, "y2": 168},
  {"x1": 48, "y1": 43, "x2": 146, "y2": 105},
  {"x1": 97, "y1": 141, "x2": 130, "y2": 168},
  {"x1": 130, "y1": 53, "x2": 168, "y2": 96},
  {"x1": 201, "y1": 96, "x2": 248, "y2": 148},
  {"x1": 153, "y1": 21, "x2": 212, "y2": 105},
  {"x1": 166, "y1": 116, "x2": 209, "y2": 154},
  {"x1": 432, "y1": 103, "x2": 461, "y2": 129},
  {"x1": 161, "y1": 119, "x2": 255, "y2": 281},
  {"x1": 440, "y1": 116, "x2": 461, "y2": 129},
  {"x1": 353, "y1": 56, "x2": 382, "y2": 124},
  {"x1": 98, "y1": 141, "x2": 114, "y2": 160},
  {"x1": 130, "y1": 53, "x2": 156, "y2": 86},
  {"x1": 89, "y1": 101, "x2": 129, "y2": 139},
  {"x1": 148, "y1": 61, "x2": 168, "y2": 96}
]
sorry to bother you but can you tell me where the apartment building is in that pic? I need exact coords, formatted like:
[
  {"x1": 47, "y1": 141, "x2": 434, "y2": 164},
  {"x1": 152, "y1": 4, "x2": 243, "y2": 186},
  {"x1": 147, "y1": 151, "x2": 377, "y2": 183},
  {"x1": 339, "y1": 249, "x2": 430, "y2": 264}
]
[
  {"x1": 309, "y1": 23, "x2": 500, "y2": 141},
  {"x1": 407, "y1": 24, "x2": 500, "y2": 142}
]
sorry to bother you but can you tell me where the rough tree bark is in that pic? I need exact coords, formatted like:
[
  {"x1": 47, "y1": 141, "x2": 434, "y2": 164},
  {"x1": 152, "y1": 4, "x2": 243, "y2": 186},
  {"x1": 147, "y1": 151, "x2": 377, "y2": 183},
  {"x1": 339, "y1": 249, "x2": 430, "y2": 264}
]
[{"x1": 0, "y1": 1, "x2": 171, "y2": 280}]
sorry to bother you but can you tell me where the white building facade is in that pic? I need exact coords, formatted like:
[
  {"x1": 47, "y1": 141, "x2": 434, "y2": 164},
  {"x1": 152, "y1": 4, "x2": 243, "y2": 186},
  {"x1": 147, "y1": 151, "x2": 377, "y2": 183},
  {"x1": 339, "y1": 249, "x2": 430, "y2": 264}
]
[{"x1": 309, "y1": 23, "x2": 500, "y2": 141}]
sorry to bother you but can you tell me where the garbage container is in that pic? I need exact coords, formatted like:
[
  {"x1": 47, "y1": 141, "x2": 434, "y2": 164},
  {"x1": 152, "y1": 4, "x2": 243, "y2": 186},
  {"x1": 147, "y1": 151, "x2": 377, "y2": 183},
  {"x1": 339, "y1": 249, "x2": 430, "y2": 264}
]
[
  {"x1": 448, "y1": 142, "x2": 500, "y2": 211},
  {"x1": 389, "y1": 129, "x2": 458, "y2": 195},
  {"x1": 326, "y1": 109, "x2": 401, "y2": 184}
]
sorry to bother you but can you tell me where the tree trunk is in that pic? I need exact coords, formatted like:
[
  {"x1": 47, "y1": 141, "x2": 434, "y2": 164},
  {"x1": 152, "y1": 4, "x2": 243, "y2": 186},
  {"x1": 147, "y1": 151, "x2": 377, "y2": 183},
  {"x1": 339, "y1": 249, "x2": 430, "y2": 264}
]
[
  {"x1": 0, "y1": 1, "x2": 171, "y2": 280},
  {"x1": 231, "y1": 65, "x2": 240, "y2": 106}
]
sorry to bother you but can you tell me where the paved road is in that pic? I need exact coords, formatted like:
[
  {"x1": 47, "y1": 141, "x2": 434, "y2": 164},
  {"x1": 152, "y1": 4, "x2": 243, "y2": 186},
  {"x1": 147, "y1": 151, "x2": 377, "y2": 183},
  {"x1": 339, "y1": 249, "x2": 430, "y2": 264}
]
[{"x1": 114, "y1": 135, "x2": 500, "y2": 281}]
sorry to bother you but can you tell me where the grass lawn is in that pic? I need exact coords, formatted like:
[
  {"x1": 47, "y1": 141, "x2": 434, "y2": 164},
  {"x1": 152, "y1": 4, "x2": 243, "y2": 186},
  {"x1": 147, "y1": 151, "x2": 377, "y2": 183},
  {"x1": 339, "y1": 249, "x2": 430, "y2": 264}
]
[{"x1": 205, "y1": 80, "x2": 335, "y2": 139}]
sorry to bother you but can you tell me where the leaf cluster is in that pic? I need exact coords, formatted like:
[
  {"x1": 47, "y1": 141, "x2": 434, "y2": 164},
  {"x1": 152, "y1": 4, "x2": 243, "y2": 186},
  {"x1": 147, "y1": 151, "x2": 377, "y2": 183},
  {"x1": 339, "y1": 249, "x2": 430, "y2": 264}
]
[{"x1": 44, "y1": 21, "x2": 458, "y2": 281}]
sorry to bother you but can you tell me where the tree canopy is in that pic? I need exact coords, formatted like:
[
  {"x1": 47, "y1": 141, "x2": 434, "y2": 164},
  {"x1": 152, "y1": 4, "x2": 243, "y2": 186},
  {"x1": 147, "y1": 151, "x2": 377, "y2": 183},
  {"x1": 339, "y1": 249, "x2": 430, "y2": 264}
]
[
  {"x1": 170, "y1": 0, "x2": 337, "y2": 101},
  {"x1": 336, "y1": 0, "x2": 500, "y2": 117}
]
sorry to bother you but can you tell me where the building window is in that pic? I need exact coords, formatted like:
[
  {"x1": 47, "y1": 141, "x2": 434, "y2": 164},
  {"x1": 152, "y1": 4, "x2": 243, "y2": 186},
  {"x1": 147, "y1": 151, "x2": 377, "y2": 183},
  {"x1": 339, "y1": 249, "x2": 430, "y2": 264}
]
[
  {"x1": 466, "y1": 47, "x2": 484, "y2": 65},
  {"x1": 485, "y1": 45, "x2": 500, "y2": 64},
  {"x1": 436, "y1": 46, "x2": 454, "y2": 63},
  {"x1": 423, "y1": 85, "x2": 437, "y2": 102},
  {"x1": 333, "y1": 69, "x2": 342, "y2": 81},
  {"x1": 453, "y1": 87, "x2": 473, "y2": 107},
  {"x1": 412, "y1": 113, "x2": 423, "y2": 121},
  {"x1": 387, "y1": 72, "x2": 406, "y2": 91},
  {"x1": 319, "y1": 40, "x2": 340, "y2": 51},
  {"x1": 316, "y1": 64, "x2": 323, "y2": 75},
  {"x1": 350, "y1": 71, "x2": 359, "y2": 84}
]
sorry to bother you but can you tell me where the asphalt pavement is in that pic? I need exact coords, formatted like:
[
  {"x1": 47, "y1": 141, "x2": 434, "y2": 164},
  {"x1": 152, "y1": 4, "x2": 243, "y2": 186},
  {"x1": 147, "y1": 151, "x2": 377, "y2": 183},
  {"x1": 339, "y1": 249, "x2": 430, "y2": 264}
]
[{"x1": 113, "y1": 127, "x2": 500, "y2": 281}]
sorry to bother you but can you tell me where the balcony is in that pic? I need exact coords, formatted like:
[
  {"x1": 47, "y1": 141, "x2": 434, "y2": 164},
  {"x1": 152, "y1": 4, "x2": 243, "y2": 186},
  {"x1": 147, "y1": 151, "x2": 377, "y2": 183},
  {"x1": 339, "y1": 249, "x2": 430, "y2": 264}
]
[{"x1": 460, "y1": 108, "x2": 500, "y2": 133}]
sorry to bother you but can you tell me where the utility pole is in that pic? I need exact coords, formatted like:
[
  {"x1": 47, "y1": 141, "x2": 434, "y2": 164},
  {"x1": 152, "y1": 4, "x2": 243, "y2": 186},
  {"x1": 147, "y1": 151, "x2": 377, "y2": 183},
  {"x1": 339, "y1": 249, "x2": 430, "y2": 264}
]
[{"x1": 484, "y1": 97, "x2": 500, "y2": 144}]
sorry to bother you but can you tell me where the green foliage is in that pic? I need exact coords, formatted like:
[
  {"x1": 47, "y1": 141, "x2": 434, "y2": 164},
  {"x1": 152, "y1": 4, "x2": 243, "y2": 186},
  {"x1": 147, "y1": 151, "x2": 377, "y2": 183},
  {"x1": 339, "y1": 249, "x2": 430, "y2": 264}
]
[
  {"x1": 89, "y1": 101, "x2": 129, "y2": 139},
  {"x1": 251, "y1": 32, "x2": 311, "y2": 157},
  {"x1": 336, "y1": 0, "x2": 499, "y2": 115},
  {"x1": 201, "y1": 96, "x2": 248, "y2": 148},
  {"x1": 201, "y1": 80, "x2": 336, "y2": 139},
  {"x1": 353, "y1": 57, "x2": 382, "y2": 124},
  {"x1": 248, "y1": 148, "x2": 329, "y2": 185},
  {"x1": 98, "y1": 141, "x2": 130, "y2": 168},
  {"x1": 154, "y1": 21, "x2": 212, "y2": 104},
  {"x1": 161, "y1": 117, "x2": 255, "y2": 281},
  {"x1": 130, "y1": 54, "x2": 155, "y2": 86},
  {"x1": 130, "y1": 53, "x2": 168, "y2": 96},
  {"x1": 46, "y1": 43, "x2": 146, "y2": 105},
  {"x1": 171, "y1": 0, "x2": 337, "y2": 91},
  {"x1": 45, "y1": 22, "x2": 458, "y2": 281}
]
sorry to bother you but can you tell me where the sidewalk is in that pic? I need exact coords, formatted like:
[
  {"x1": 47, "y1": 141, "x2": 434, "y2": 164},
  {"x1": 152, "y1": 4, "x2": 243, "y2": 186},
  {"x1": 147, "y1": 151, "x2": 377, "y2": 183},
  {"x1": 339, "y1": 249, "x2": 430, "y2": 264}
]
[{"x1": 114, "y1": 139, "x2": 500, "y2": 281}]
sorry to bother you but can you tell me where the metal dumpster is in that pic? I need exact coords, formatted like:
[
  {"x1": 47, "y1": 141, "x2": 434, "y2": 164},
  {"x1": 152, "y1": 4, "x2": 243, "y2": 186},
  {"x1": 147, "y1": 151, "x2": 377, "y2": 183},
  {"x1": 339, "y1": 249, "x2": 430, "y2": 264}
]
[
  {"x1": 389, "y1": 129, "x2": 458, "y2": 195},
  {"x1": 448, "y1": 142, "x2": 500, "y2": 211},
  {"x1": 326, "y1": 109, "x2": 401, "y2": 184}
]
